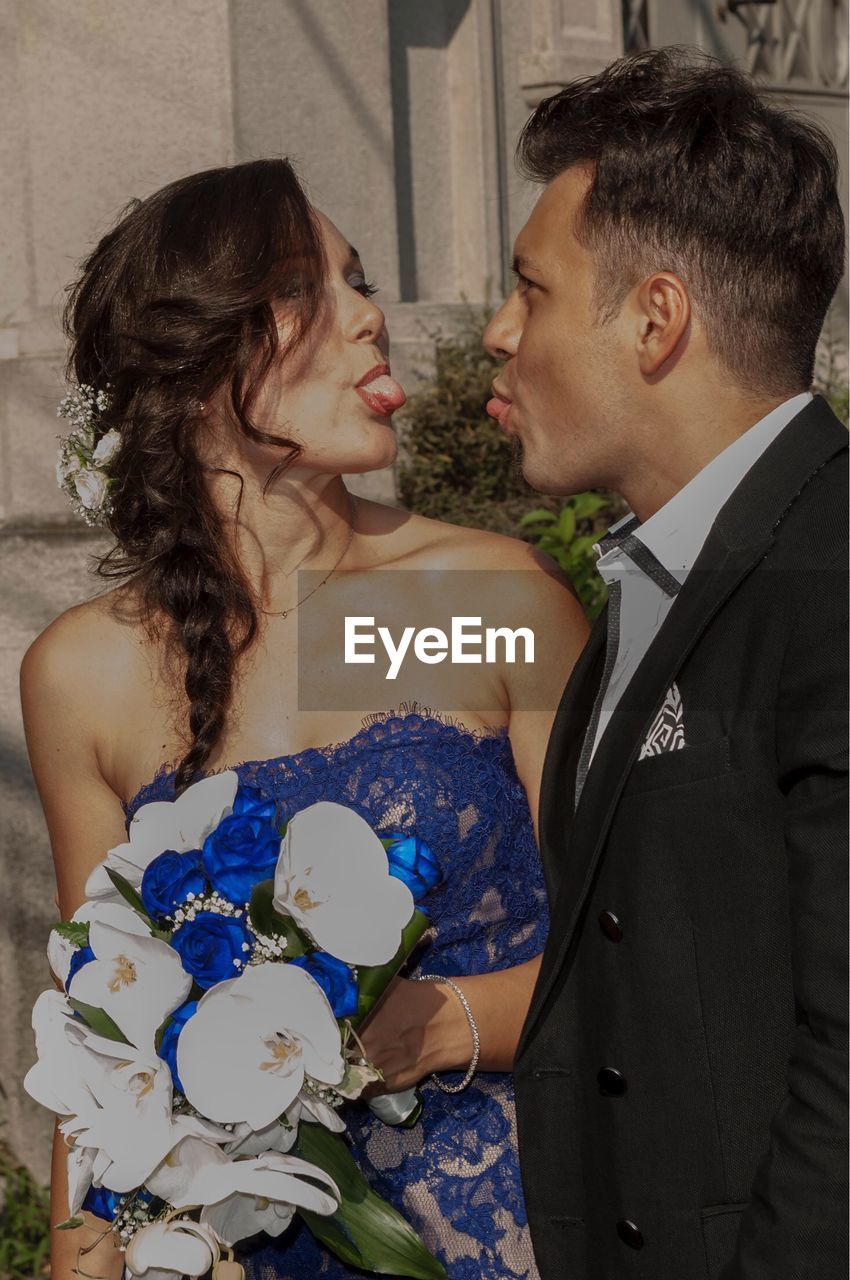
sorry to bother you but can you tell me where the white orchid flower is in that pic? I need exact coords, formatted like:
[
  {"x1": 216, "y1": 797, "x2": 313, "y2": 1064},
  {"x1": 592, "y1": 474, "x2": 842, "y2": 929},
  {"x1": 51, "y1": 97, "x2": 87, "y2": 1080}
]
[
  {"x1": 199, "y1": 1150, "x2": 339, "y2": 1247},
  {"x1": 48, "y1": 900, "x2": 149, "y2": 989},
  {"x1": 66, "y1": 1040, "x2": 231, "y2": 1193},
  {"x1": 224, "y1": 1116, "x2": 299, "y2": 1157},
  {"x1": 273, "y1": 801, "x2": 414, "y2": 965},
  {"x1": 67, "y1": 920, "x2": 192, "y2": 1053},
  {"x1": 24, "y1": 990, "x2": 107, "y2": 1121},
  {"x1": 146, "y1": 1135, "x2": 338, "y2": 1243},
  {"x1": 144, "y1": 1134, "x2": 229, "y2": 1205},
  {"x1": 67, "y1": 1143, "x2": 96, "y2": 1217},
  {"x1": 25, "y1": 994, "x2": 229, "y2": 1193},
  {"x1": 177, "y1": 962, "x2": 344, "y2": 1129},
  {"x1": 203, "y1": 1189, "x2": 295, "y2": 1246},
  {"x1": 146, "y1": 1137, "x2": 339, "y2": 1250},
  {"x1": 125, "y1": 1218, "x2": 220, "y2": 1280},
  {"x1": 289, "y1": 1088, "x2": 347, "y2": 1134},
  {"x1": 222, "y1": 1088, "x2": 345, "y2": 1161},
  {"x1": 86, "y1": 769, "x2": 239, "y2": 900}
]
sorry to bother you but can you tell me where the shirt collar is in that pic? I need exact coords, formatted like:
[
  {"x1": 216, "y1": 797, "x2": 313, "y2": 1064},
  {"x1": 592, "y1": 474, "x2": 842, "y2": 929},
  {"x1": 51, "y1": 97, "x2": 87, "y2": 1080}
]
[{"x1": 595, "y1": 392, "x2": 812, "y2": 582}]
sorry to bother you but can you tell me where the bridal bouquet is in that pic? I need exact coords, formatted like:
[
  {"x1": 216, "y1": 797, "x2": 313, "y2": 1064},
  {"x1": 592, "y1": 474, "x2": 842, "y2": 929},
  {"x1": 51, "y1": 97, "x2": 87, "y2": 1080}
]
[{"x1": 25, "y1": 771, "x2": 445, "y2": 1279}]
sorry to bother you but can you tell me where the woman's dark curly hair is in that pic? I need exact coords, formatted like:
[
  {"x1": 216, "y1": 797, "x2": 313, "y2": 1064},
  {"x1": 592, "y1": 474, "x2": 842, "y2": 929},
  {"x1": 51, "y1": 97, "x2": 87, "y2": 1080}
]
[{"x1": 64, "y1": 158, "x2": 328, "y2": 796}]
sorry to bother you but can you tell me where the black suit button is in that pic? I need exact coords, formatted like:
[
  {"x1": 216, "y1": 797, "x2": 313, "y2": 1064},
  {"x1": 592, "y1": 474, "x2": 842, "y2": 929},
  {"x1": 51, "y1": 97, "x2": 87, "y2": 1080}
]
[
  {"x1": 617, "y1": 1219, "x2": 644, "y2": 1249},
  {"x1": 599, "y1": 910, "x2": 623, "y2": 942},
  {"x1": 598, "y1": 1067, "x2": 627, "y2": 1096}
]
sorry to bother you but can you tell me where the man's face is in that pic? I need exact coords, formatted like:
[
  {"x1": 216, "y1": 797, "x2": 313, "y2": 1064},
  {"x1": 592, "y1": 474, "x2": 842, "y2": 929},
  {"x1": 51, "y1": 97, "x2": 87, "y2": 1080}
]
[{"x1": 484, "y1": 165, "x2": 633, "y2": 496}]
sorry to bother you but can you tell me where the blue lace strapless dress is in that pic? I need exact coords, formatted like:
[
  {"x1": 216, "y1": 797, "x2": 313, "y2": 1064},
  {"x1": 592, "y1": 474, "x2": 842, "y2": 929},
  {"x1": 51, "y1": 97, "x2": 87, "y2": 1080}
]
[{"x1": 122, "y1": 709, "x2": 546, "y2": 1280}]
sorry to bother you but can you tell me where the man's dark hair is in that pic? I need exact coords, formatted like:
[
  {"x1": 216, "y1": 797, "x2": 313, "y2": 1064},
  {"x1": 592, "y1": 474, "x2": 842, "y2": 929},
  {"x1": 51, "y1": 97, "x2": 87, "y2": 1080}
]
[{"x1": 517, "y1": 47, "x2": 846, "y2": 396}]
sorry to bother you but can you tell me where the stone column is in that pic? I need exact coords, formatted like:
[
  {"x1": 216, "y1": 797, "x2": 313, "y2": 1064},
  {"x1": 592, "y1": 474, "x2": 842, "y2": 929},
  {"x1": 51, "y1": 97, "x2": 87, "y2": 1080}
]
[{"x1": 519, "y1": 0, "x2": 624, "y2": 106}]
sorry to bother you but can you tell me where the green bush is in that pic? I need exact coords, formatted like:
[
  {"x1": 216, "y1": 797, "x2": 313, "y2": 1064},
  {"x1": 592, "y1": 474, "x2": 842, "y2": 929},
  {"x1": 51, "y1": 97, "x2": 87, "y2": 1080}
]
[
  {"x1": 519, "y1": 494, "x2": 613, "y2": 619},
  {"x1": 396, "y1": 309, "x2": 620, "y2": 614},
  {"x1": 823, "y1": 382, "x2": 849, "y2": 426},
  {"x1": 0, "y1": 1136, "x2": 51, "y2": 1279},
  {"x1": 396, "y1": 309, "x2": 556, "y2": 534}
]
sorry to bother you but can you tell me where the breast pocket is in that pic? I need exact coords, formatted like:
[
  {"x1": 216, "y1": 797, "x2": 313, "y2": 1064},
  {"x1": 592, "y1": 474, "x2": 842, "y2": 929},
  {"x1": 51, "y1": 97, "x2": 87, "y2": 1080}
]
[
  {"x1": 701, "y1": 1202, "x2": 747, "y2": 1278},
  {"x1": 622, "y1": 736, "x2": 736, "y2": 797}
]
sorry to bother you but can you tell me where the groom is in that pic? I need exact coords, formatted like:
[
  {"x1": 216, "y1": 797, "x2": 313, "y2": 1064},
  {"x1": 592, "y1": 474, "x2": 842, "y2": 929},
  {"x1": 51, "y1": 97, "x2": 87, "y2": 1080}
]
[{"x1": 485, "y1": 49, "x2": 848, "y2": 1279}]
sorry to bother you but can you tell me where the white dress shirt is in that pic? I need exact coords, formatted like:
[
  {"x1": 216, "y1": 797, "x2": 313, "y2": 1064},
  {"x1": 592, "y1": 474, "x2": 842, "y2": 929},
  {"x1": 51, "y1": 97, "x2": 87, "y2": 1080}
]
[{"x1": 585, "y1": 392, "x2": 813, "y2": 769}]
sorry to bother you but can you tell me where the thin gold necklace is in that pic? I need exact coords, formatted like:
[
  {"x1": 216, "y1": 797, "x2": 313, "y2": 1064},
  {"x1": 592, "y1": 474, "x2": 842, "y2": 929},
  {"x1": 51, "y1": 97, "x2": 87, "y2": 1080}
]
[{"x1": 259, "y1": 492, "x2": 357, "y2": 620}]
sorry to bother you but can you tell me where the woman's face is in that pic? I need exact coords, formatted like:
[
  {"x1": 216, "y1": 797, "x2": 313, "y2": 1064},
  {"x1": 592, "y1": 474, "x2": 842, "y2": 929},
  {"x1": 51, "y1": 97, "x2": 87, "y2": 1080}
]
[{"x1": 246, "y1": 210, "x2": 405, "y2": 477}]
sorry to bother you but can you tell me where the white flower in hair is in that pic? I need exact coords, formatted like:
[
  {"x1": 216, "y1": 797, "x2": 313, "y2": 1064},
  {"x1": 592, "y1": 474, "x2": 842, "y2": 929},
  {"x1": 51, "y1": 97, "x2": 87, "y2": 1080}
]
[
  {"x1": 92, "y1": 426, "x2": 121, "y2": 464},
  {"x1": 73, "y1": 467, "x2": 108, "y2": 511},
  {"x1": 55, "y1": 381, "x2": 116, "y2": 526}
]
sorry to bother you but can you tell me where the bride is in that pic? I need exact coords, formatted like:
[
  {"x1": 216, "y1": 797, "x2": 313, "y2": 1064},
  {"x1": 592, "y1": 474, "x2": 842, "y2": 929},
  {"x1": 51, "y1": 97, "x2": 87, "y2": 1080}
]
[{"x1": 20, "y1": 158, "x2": 588, "y2": 1279}]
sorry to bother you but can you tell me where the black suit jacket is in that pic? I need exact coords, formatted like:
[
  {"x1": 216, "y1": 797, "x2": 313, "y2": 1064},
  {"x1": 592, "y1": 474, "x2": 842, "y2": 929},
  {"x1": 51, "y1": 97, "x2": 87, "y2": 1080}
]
[{"x1": 515, "y1": 396, "x2": 848, "y2": 1280}]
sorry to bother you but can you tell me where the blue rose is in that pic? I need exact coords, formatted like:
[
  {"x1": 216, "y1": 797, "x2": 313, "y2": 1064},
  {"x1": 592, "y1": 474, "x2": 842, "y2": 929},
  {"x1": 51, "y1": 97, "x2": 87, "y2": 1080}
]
[
  {"x1": 291, "y1": 951, "x2": 358, "y2": 1019},
  {"x1": 384, "y1": 833, "x2": 442, "y2": 901},
  {"x1": 233, "y1": 783, "x2": 278, "y2": 824},
  {"x1": 65, "y1": 944, "x2": 96, "y2": 992},
  {"x1": 158, "y1": 998, "x2": 198, "y2": 1093},
  {"x1": 81, "y1": 1185, "x2": 151, "y2": 1221},
  {"x1": 171, "y1": 912, "x2": 253, "y2": 988},
  {"x1": 141, "y1": 850, "x2": 207, "y2": 919},
  {"x1": 202, "y1": 792, "x2": 281, "y2": 905},
  {"x1": 81, "y1": 1183, "x2": 123, "y2": 1221}
]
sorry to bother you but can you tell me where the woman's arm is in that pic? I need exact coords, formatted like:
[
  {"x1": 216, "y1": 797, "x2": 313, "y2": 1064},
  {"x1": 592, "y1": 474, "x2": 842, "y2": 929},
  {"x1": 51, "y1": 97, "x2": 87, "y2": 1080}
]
[
  {"x1": 20, "y1": 611, "x2": 133, "y2": 1280},
  {"x1": 360, "y1": 551, "x2": 589, "y2": 1087}
]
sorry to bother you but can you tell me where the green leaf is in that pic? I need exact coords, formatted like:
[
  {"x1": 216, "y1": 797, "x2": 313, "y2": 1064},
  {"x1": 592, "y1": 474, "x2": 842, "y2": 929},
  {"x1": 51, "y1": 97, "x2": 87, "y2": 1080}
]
[
  {"x1": 572, "y1": 491, "x2": 607, "y2": 518},
  {"x1": 248, "y1": 880, "x2": 309, "y2": 958},
  {"x1": 571, "y1": 534, "x2": 597, "y2": 554},
  {"x1": 353, "y1": 910, "x2": 431, "y2": 1028},
  {"x1": 105, "y1": 867, "x2": 156, "y2": 930},
  {"x1": 55, "y1": 1216, "x2": 85, "y2": 1230},
  {"x1": 68, "y1": 1000, "x2": 131, "y2": 1045},
  {"x1": 517, "y1": 508, "x2": 556, "y2": 528},
  {"x1": 51, "y1": 920, "x2": 90, "y2": 948},
  {"x1": 294, "y1": 1126, "x2": 447, "y2": 1278},
  {"x1": 557, "y1": 506, "x2": 576, "y2": 543}
]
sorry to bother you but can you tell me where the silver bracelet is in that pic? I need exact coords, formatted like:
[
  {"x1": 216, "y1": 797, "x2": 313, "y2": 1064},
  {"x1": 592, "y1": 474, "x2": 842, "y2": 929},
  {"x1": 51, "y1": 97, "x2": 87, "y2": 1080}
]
[{"x1": 414, "y1": 973, "x2": 481, "y2": 1092}]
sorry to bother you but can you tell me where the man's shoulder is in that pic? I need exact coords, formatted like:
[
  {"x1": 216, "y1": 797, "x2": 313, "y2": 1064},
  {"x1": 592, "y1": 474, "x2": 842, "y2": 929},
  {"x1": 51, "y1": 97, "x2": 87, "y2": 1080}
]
[
  {"x1": 719, "y1": 396, "x2": 846, "y2": 564},
  {"x1": 769, "y1": 439, "x2": 846, "y2": 559}
]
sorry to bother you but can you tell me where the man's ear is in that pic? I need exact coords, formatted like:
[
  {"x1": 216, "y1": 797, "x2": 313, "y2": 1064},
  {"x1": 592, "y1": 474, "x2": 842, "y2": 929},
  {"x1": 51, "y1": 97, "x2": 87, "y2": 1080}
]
[{"x1": 634, "y1": 272, "x2": 691, "y2": 377}]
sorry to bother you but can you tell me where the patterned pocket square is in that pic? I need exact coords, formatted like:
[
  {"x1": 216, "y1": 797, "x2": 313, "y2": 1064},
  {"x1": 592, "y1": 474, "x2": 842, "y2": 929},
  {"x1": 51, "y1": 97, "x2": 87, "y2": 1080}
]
[{"x1": 639, "y1": 682, "x2": 686, "y2": 759}]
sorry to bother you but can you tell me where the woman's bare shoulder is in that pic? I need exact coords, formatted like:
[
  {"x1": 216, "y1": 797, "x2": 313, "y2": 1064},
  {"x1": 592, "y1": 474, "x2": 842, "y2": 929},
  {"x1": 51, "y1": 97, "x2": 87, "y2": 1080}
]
[
  {"x1": 358, "y1": 499, "x2": 560, "y2": 573},
  {"x1": 20, "y1": 585, "x2": 150, "y2": 715}
]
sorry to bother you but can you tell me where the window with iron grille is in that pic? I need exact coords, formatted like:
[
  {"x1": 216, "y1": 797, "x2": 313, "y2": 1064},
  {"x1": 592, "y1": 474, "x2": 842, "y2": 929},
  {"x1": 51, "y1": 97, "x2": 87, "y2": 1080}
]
[
  {"x1": 622, "y1": 0, "x2": 651, "y2": 53},
  {"x1": 727, "y1": 0, "x2": 848, "y2": 92}
]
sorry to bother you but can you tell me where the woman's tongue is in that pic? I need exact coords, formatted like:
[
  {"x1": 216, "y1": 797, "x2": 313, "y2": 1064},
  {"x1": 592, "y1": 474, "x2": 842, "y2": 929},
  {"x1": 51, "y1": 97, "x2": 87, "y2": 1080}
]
[{"x1": 356, "y1": 373, "x2": 406, "y2": 415}]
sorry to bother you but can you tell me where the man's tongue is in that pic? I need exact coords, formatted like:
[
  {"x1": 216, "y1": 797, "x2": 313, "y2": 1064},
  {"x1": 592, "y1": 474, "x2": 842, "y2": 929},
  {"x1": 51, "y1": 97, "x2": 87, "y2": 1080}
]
[{"x1": 359, "y1": 373, "x2": 406, "y2": 413}]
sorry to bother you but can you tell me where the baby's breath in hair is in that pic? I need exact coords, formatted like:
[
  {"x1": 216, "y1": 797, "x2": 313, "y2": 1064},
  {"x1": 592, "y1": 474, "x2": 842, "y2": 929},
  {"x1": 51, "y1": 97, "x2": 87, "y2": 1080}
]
[{"x1": 55, "y1": 382, "x2": 118, "y2": 527}]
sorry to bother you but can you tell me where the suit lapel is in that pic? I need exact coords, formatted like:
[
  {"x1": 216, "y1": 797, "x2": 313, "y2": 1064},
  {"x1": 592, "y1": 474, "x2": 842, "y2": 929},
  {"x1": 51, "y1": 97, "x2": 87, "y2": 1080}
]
[
  {"x1": 536, "y1": 607, "x2": 606, "y2": 901},
  {"x1": 521, "y1": 394, "x2": 848, "y2": 1052}
]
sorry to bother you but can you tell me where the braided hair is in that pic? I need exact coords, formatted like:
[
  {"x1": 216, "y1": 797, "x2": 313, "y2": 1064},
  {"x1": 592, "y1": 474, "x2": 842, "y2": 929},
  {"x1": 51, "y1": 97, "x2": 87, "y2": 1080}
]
[{"x1": 64, "y1": 159, "x2": 327, "y2": 794}]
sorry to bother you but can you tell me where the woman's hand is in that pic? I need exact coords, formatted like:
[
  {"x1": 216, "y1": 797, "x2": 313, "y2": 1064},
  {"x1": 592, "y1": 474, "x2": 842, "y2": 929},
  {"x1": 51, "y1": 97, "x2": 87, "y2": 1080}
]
[
  {"x1": 358, "y1": 976, "x2": 473, "y2": 1093},
  {"x1": 358, "y1": 956, "x2": 543, "y2": 1094}
]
